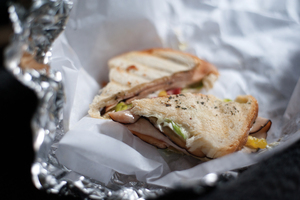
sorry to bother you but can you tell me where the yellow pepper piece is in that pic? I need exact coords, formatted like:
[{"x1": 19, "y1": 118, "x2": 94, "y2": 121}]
[
  {"x1": 245, "y1": 136, "x2": 267, "y2": 149},
  {"x1": 158, "y1": 90, "x2": 168, "y2": 97}
]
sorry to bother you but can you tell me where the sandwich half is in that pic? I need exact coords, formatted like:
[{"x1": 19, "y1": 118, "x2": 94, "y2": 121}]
[
  {"x1": 89, "y1": 48, "x2": 219, "y2": 119},
  {"x1": 109, "y1": 93, "x2": 272, "y2": 160}
]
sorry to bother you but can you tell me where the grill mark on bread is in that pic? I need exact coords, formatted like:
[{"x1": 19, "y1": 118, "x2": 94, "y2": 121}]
[
  {"x1": 114, "y1": 58, "x2": 170, "y2": 80},
  {"x1": 89, "y1": 48, "x2": 219, "y2": 118},
  {"x1": 109, "y1": 80, "x2": 131, "y2": 88},
  {"x1": 110, "y1": 68, "x2": 149, "y2": 86},
  {"x1": 125, "y1": 53, "x2": 191, "y2": 73},
  {"x1": 150, "y1": 49, "x2": 198, "y2": 67},
  {"x1": 124, "y1": 57, "x2": 176, "y2": 74}
]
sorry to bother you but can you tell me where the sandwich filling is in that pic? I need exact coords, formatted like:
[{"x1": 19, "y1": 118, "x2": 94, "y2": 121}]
[
  {"x1": 109, "y1": 93, "x2": 272, "y2": 160},
  {"x1": 89, "y1": 49, "x2": 219, "y2": 119}
]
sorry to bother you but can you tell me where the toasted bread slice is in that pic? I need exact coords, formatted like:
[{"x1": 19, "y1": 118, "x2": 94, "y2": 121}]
[
  {"x1": 89, "y1": 49, "x2": 218, "y2": 118},
  {"x1": 122, "y1": 94, "x2": 258, "y2": 159}
]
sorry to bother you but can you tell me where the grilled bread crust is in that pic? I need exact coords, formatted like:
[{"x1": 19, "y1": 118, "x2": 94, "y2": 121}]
[
  {"x1": 88, "y1": 48, "x2": 218, "y2": 118},
  {"x1": 130, "y1": 94, "x2": 258, "y2": 158}
]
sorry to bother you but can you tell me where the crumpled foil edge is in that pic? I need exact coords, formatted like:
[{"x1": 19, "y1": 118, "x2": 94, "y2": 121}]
[{"x1": 4, "y1": 0, "x2": 236, "y2": 199}]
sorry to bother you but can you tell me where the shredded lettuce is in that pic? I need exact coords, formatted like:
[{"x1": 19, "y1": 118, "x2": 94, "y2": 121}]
[
  {"x1": 157, "y1": 118, "x2": 188, "y2": 140},
  {"x1": 171, "y1": 121, "x2": 187, "y2": 140}
]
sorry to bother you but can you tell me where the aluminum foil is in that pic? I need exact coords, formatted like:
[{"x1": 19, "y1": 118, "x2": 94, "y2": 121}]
[
  {"x1": 5, "y1": 0, "x2": 300, "y2": 199},
  {"x1": 4, "y1": 0, "x2": 235, "y2": 199}
]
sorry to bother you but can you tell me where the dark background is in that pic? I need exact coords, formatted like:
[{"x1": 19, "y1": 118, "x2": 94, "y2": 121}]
[
  {"x1": 0, "y1": 1, "x2": 78, "y2": 199},
  {"x1": 1, "y1": 1, "x2": 300, "y2": 200}
]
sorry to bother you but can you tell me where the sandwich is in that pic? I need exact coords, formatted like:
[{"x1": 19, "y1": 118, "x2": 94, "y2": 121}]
[
  {"x1": 88, "y1": 48, "x2": 219, "y2": 119},
  {"x1": 108, "y1": 93, "x2": 272, "y2": 160}
]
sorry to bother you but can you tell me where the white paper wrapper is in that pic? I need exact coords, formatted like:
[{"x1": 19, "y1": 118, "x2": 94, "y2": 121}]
[{"x1": 52, "y1": 0, "x2": 300, "y2": 189}]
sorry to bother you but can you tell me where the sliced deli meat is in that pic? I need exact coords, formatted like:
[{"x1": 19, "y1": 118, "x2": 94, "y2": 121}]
[
  {"x1": 110, "y1": 93, "x2": 272, "y2": 160},
  {"x1": 89, "y1": 48, "x2": 218, "y2": 119}
]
